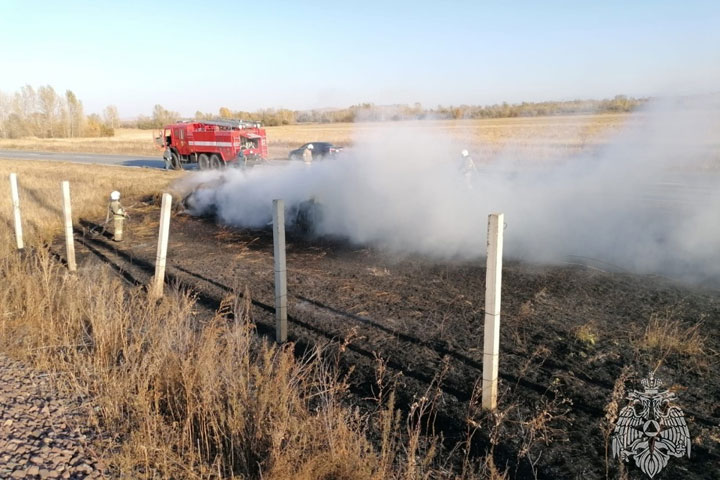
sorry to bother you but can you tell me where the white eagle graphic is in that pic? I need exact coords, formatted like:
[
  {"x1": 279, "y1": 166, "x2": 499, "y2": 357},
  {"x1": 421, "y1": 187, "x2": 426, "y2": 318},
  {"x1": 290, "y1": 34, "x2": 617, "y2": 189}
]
[{"x1": 612, "y1": 373, "x2": 691, "y2": 478}]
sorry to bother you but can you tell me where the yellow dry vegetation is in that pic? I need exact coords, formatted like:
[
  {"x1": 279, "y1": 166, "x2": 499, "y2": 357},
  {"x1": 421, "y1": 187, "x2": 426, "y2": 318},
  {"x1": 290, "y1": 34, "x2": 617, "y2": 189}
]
[
  {"x1": 641, "y1": 309, "x2": 706, "y2": 357},
  {"x1": 0, "y1": 114, "x2": 631, "y2": 161},
  {"x1": 0, "y1": 128, "x2": 161, "y2": 156},
  {"x1": 0, "y1": 158, "x2": 181, "y2": 244},
  {"x1": 267, "y1": 113, "x2": 627, "y2": 149}
]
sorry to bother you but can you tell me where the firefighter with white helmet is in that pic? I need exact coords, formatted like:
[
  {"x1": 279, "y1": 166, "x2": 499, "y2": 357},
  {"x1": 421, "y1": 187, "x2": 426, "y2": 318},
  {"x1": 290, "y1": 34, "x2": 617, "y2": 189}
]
[
  {"x1": 303, "y1": 143, "x2": 314, "y2": 165},
  {"x1": 460, "y1": 149, "x2": 477, "y2": 189},
  {"x1": 107, "y1": 190, "x2": 128, "y2": 242},
  {"x1": 163, "y1": 147, "x2": 173, "y2": 170}
]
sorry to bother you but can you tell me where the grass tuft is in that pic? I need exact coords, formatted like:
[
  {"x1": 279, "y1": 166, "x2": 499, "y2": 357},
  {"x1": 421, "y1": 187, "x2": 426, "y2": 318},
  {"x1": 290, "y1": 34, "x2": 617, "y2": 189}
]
[{"x1": 641, "y1": 308, "x2": 706, "y2": 357}]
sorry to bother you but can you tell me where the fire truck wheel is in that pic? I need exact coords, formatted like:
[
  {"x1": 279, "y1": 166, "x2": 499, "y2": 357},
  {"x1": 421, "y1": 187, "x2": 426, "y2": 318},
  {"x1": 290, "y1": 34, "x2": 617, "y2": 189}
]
[
  {"x1": 171, "y1": 152, "x2": 183, "y2": 170},
  {"x1": 209, "y1": 154, "x2": 223, "y2": 169},
  {"x1": 198, "y1": 153, "x2": 210, "y2": 170}
]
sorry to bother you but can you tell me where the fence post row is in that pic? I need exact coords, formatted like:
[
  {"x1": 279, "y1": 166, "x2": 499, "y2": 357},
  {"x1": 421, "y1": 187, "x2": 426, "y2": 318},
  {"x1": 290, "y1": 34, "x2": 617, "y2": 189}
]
[
  {"x1": 482, "y1": 212, "x2": 504, "y2": 411},
  {"x1": 61, "y1": 181, "x2": 77, "y2": 272},
  {"x1": 7, "y1": 177, "x2": 504, "y2": 409},
  {"x1": 151, "y1": 193, "x2": 172, "y2": 298},
  {"x1": 9, "y1": 173, "x2": 23, "y2": 250},
  {"x1": 272, "y1": 199, "x2": 288, "y2": 344}
]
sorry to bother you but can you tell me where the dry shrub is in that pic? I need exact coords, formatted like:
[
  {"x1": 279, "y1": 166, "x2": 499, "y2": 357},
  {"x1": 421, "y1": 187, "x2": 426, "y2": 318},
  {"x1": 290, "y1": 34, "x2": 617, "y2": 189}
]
[
  {"x1": 574, "y1": 322, "x2": 598, "y2": 346},
  {"x1": 517, "y1": 300, "x2": 534, "y2": 319}
]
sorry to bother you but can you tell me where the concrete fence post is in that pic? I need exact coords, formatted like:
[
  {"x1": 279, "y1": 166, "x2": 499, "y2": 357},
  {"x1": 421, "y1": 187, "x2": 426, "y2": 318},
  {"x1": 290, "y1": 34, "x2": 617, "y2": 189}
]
[
  {"x1": 482, "y1": 212, "x2": 504, "y2": 411},
  {"x1": 9, "y1": 173, "x2": 23, "y2": 250},
  {"x1": 272, "y1": 199, "x2": 288, "y2": 343},
  {"x1": 61, "y1": 181, "x2": 77, "y2": 272},
  {"x1": 151, "y1": 193, "x2": 172, "y2": 298}
]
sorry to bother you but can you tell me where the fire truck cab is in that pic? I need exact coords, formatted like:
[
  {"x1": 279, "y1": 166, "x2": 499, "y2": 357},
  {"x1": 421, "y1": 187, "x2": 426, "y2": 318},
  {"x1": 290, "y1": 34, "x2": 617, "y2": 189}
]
[{"x1": 158, "y1": 120, "x2": 268, "y2": 170}]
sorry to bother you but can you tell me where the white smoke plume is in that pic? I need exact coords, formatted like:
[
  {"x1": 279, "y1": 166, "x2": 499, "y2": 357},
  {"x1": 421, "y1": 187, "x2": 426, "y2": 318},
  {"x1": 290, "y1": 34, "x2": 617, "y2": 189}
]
[{"x1": 176, "y1": 95, "x2": 720, "y2": 284}]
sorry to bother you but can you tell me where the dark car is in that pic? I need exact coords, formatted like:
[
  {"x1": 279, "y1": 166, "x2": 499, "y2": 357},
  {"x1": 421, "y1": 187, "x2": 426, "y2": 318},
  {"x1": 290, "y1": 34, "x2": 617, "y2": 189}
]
[{"x1": 288, "y1": 142, "x2": 343, "y2": 161}]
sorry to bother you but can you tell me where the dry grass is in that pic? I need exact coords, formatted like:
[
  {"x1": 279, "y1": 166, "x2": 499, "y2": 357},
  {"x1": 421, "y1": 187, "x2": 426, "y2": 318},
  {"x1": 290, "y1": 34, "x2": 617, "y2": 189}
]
[
  {"x1": 266, "y1": 114, "x2": 627, "y2": 150},
  {"x1": 574, "y1": 322, "x2": 598, "y2": 346},
  {"x1": 640, "y1": 308, "x2": 706, "y2": 357},
  {"x1": 0, "y1": 250, "x2": 375, "y2": 478},
  {"x1": 0, "y1": 115, "x2": 631, "y2": 161},
  {"x1": 0, "y1": 158, "x2": 182, "y2": 244},
  {"x1": 0, "y1": 128, "x2": 161, "y2": 156}
]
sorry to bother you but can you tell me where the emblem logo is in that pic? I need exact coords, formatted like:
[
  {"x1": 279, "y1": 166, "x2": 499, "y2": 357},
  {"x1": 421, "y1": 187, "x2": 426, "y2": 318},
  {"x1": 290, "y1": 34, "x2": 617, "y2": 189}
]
[{"x1": 612, "y1": 373, "x2": 691, "y2": 478}]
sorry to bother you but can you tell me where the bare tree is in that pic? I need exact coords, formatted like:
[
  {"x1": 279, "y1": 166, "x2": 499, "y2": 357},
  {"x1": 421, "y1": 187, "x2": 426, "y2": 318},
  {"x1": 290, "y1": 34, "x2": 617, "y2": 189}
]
[
  {"x1": 38, "y1": 85, "x2": 59, "y2": 137},
  {"x1": 0, "y1": 90, "x2": 11, "y2": 138},
  {"x1": 13, "y1": 85, "x2": 38, "y2": 136},
  {"x1": 103, "y1": 105, "x2": 119, "y2": 129},
  {"x1": 65, "y1": 90, "x2": 84, "y2": 138},
  {"x1": 151, "y1": 104, "x2": 179, "y2": 128},
  {"x1": 58, "y1": 104, "x2": 69, "y2": 137}
]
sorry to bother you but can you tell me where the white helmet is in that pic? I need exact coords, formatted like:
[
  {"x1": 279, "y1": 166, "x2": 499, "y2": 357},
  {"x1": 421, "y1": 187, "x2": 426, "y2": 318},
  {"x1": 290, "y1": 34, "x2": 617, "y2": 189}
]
[
  {"x1": 461, "y1": 149, "x2": 469, "y2": 158},
  {"x1": 110, "y1": 191, "x2": 120, "y2": 200},
  {"x1": 307, "y1": 144, "x2": 314, "y2": 150}
]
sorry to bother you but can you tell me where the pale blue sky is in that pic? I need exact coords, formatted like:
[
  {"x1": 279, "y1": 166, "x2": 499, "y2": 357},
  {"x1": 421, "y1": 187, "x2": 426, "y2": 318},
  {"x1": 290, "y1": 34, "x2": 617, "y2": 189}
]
[{"x1": 1, "y1": 0, "x2": 718, "y2": 117}]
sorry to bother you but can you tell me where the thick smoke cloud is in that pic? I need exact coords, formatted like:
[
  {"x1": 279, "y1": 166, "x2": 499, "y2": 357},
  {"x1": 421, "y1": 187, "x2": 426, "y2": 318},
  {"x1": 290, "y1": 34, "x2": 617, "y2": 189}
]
[{"x1": 177, "y1": 96, "x2": 720, "y2": 284}]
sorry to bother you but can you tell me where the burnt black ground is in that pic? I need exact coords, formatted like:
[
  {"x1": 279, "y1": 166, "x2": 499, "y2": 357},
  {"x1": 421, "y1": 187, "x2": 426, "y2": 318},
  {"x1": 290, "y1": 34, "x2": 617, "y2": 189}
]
[{"x1": 56, "y1": 197, "x2": 720, "y2": 480}]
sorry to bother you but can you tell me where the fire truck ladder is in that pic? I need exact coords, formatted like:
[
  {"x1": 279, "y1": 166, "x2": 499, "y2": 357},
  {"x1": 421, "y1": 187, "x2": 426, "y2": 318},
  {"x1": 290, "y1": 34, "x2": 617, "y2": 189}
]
[{"x1": 202, "y1": 119, "x2": 261, "y2": 130}]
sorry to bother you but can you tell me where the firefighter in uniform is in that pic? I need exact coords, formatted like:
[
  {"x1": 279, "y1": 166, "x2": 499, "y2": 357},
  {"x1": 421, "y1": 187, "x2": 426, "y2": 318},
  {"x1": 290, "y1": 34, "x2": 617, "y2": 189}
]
[
  {"x1": 163, "y1": 147, "x2": 173, "y2": 170},
  {"x1": 107, "y1": 191, "x2": 127, "y2": 242},
  {"x1": 460, "y1": 149, "x2": 477, "y2": 189},
  {"x1": 303, "y1": 143, "x2": 314, "y2": 166}
]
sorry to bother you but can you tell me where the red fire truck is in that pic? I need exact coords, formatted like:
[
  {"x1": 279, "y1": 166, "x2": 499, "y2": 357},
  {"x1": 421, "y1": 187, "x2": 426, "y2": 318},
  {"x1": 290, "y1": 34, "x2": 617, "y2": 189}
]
[{"x1": 157, "y1": 120, "x2": 268, "y2": 170}]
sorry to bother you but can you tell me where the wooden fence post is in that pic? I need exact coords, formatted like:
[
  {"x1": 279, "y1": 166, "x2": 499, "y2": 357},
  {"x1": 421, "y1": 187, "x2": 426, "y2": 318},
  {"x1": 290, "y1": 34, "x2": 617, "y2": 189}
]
[
  {"x1": 9, "y1": 173, "x2": 23, "y2": 250},
  {"x1": 272, "y1": 199, "x2": 288, "y2": 343},
  {"x1": 482, "y1": 213, "x2": 504, "y2": 411},
  {"x1": 151, "y1": 193, "x2": 172, "y2": 298},
  {"x1": 61, "y1": 181, "x2": 77, "y2": 272}
]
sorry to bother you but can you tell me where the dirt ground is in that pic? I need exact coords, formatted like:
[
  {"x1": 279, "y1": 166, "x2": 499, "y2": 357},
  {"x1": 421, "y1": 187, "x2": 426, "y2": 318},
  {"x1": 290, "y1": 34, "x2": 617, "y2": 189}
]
[{"x1": 59, "y1": 196, "x2": 720, "y2": 480}]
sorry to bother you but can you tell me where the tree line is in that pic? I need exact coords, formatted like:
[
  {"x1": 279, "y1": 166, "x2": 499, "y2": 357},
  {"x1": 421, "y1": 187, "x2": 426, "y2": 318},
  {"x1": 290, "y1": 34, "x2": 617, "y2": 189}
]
[
  {"x1": 136, "y1": 95, "x2": 646, "y2": 128},
  {"x1": 0, "y1": 85, "x2": 118, "y2": 139},
  {"x1": 0, "y1": 85, "x2": 647, "y2": 139}
]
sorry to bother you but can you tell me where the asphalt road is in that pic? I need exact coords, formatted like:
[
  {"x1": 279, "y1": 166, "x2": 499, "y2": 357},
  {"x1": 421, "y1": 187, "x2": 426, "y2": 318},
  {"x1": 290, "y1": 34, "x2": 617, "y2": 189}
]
[
  {"x1": 0, "y1": 150, "x2": 292, "y2": 170},
  {"x1": 0, "y1": 150, "x2": 166, "y2": 169}
]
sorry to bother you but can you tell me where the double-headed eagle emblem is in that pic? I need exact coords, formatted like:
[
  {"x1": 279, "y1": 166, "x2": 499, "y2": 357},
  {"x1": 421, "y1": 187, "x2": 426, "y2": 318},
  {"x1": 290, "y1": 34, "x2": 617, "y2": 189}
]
[{"x1": 612, "y1": 373, "x2": 691, "y2": 478}]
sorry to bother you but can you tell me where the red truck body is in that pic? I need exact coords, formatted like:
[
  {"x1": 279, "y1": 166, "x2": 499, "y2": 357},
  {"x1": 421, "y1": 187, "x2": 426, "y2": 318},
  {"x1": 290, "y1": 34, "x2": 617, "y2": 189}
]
[{"x1": 160, "y1": 120, "x2": 268, "y2": 169}]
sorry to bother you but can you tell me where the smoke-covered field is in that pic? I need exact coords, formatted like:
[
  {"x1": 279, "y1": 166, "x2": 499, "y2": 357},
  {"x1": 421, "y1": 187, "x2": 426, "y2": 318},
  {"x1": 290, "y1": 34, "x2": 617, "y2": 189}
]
[
  {"x1": 60, "y1": 181, "x2": 720, "y2": 480},
  {"x1": 178, "y1": 96, "x2": 720, "y2": 285}
]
